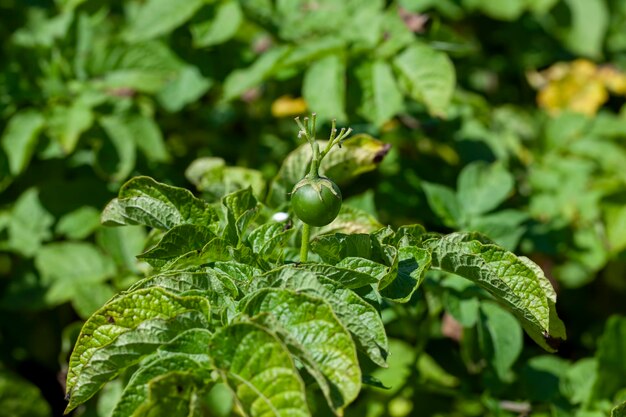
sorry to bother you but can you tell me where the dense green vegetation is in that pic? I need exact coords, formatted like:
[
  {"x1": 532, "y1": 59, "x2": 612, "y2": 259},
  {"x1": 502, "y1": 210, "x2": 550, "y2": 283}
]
[{"x1": 1, "y1": 0, "x2": 625, "y2": 416}]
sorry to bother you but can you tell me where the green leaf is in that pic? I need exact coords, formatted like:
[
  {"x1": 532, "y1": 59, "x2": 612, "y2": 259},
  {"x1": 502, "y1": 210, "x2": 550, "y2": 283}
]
[
  {"x1": 46, "y1": 102, "x2": 94, "y2": 154},
  {"x1": 355, "y1": 60, "x2": 404, "y2": 127},
  {"x1": 302, "y1": 54, "x2": 347, "y2": 123},
  {"x1": 129, "y1": 270, "x2": 238, "y2": 305},
  {"x1": 12, "y1": 9, "x2": 74, "y2": 47},
  {"x1": 427, "y1": 233, "x2": 566, "y2": 352},
  {"x1": 522, "y1": 355, "x2": 570, "y2": 402},
  {"x1": 457, "y1": 161, "x2": 514, "y2": 216},
  {"x1": 157, "y1": 66, "x2": 212, "y2": 113},
  {"x1": 247, "y1": 222, "x2": 294, "y2": 259},
  {"x1": 158, "y1": 328, "x2": 213, "y2": 361},
  {"x1": 256, "y1": 267, "x2": 388, "y2": 368},
  {"x1": 138, "y1": 224, "x2": 216, "y2": 267},
  {"x1": 65, "y1": 287, "x2": 210, "y2": 411},
  {"x1": 71, "y1": 283, "x2": 117, "y2": 319},
  {"x1": 592, "y1": 315, "x2": 626, "y2": 402},
  {"x1": 101, "y1": 176, "x2": 219, "y2": 231},
  {"x1": 478, "y1": 301, "x2": 523, "y2": 381},
  {"x1": 467, "y1": 209, "x2": 528, "y2": 251},
  {"x1": 561, "y1": 0, "x2": 609, "y2": 58},
  {"x1": 441, "y1": 274, "x2": 481, "y2": 322},
  {"x1": 222, "y1": 46, "x2": 292, "y2": 100},
  {"x1": 311, "y1": 233, "x2": 373, "y2": 264},
  {"x1": 379, "y1": 246, "x2": 431, "y2": 303},
  {"x1": 124, "y1": 0, "x2": 205, "y2": 42},
  {"x1": 421, "y1": 182, "x2": 461, "y2": 228},
  {"x1": 371, "y1": 339, "x2": 414, "y2": 394},
  {"x1": 301, "y1": 257, "x2": 387, "y2": 289},
  {"x1": 604, "y1": 203, "x2": 626, "y2": 254},
  {"x1": 72, "y1": 311, "x2": 209, "y2": 411},
  {"x1": 96, "y1": 226, "x2": 147, "y2": 272},
  {"x1": 56, "y1": 206, "x2": 101, "y2": 240},
  {"x1": 96, "y1": 41, "x2": 184, "y2": 93},
  {"x1": 560, "y1": 358, "x2": 597, "y2": 406},
  {"x1": 99, "y1": 114, "x2": 137, "y2": 182},
  {"x1": 209, "y1": 322, "x2": 310, "y2": 417},
  {"x1": 191, "y1": 0, "x2": 243, "y2": 47},
  {"x1": 280, "y1": 38, "x2": 346, "y2": 68},
  {"x1": 112, "y1": 354, "x2": 209, "y2": 417},
  {"x1": 8, "y1": 188, "x2": 54, "y2": 257},
  {"x1": 242, "y1": 288, "x2": 361, "y2": 412},
  {"x1": 35, "y1": 242, "x2": 116, "y2": 308},
  {"x1": 124, "y1": 113, "x2": 170, "y2": 163},
  {"x1": 393, "y1": 43, "x2": 455, "y2": 117},
  {"x1": 0, "y1": 371, "x2": 52, "y2": 417},
  {"x1": 186, "y1": 157, "x2": 266, "y2": 201},
  {"x1": 461, "y1": 0, "x2": 527, "y2": 20},
  {"x1": 1, "y1": 109, "x2": 45, "y2": 175},
  {"x1": 222, "y1": 187, "x2": 259, "y2": 244}
]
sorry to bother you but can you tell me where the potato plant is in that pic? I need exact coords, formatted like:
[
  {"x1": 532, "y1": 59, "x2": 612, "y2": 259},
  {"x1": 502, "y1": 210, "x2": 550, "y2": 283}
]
[{"x1": 65, "y1": 117, "x2": 566, "y2": 416}]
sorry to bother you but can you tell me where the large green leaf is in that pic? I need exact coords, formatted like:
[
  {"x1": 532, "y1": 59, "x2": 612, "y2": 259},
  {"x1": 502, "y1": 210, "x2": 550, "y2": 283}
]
[
  {"x1": 247, "y1": 222, "x2": 295, "y2": 259},
  {"x1": 138, "y1": 224, "x2": 216, "y2": 267},
  {"x1": 355, "y1": 60, "x2": 404, "y2": 127},
  {"x1": 311, "y1": 233, "x2": 373, "y2": 264},
  {"x1": 65, "y1": 287, "x2": 210, "y2": 411},
  {"x1": 301, "y1": 257, "x2": 387, "y2": 289},
  {"x1": 1, "y1": 109, "x2": 45, "y2": 175},
  {"x1": 101, "y1": 176, "x2": 219, "y2": 230},
  {"x1": 427, "y1": 233, "x2": 566, "y2": 351},
  {"x1": 111, "y1": 354, "x2": 209, "y2": 417},
  {"x1": 303, "y1": 54, "x2": 347, "y2": 123},
  {"x1": 124, "y1": 0, "x2": 205, "y2": 42},
  {"x1": 393, "y1": 43, "x2": 455, "y2": 117},
  {"x1": 255, "y1": 267, "x2": 388, "y2": 368},
  {"x1": 209, "y1": 322, "x2": 310, "y2": 417},
  {"x1": 71, "y1": 311, "x2": 209, "y2": 413},
  {"x1": 242, "y1": 288, "x2": 361, "y2": 412},
  {"x1": 129, "y1": 270, "x2": 238, "y2": 305}
]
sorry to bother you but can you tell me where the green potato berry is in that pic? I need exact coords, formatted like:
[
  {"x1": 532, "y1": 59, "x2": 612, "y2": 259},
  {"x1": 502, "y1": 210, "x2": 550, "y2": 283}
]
[{"x1": 291, "y1": 176, "x2": 342, "y2": 227}]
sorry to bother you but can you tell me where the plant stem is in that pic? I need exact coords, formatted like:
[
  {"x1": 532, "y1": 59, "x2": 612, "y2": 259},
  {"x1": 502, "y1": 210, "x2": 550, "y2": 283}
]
[{"x1": 300, "y1": 223, "x2": 310, "y2": 263}]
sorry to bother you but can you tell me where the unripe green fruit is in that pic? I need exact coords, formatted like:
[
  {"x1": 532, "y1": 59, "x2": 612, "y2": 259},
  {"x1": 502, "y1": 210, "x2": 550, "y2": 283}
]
[{"x1": 291, "y1": 176, "x2": 342, "y2": 227}]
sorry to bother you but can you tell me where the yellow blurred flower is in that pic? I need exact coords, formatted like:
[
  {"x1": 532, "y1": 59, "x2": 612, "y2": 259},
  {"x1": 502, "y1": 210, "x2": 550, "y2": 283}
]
[
  {"x1": 529, "y1": 59, "x2": 626, "y2": 116},
  {"x1": 271, "y1": 96, "x2": 308, "y2": 118}
]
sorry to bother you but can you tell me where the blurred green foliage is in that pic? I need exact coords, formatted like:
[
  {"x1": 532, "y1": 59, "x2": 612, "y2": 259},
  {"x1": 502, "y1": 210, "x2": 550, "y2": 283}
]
[{"x1": 1, "y1": 0, "x2": 625, "y2": 416}]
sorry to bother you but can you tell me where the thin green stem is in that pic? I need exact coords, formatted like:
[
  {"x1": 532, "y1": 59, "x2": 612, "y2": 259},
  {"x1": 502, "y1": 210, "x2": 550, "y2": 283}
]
[{"x1": 300, "y1": 223, "x2": 310, "y2": 263}]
